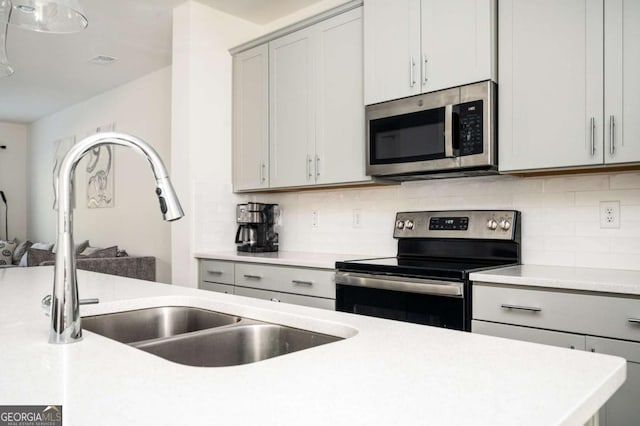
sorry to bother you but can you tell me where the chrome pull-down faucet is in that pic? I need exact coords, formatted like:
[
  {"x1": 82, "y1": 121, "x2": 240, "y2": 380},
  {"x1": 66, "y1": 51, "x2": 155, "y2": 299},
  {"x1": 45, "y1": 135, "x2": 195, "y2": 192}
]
[{"x1": 49, "y1": 132, "x2": 184, "y2": 344}]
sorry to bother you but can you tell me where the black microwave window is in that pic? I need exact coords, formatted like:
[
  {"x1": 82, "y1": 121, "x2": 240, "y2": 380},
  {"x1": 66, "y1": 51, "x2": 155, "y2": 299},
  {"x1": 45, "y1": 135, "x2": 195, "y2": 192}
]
[{"x1": 370, "y1": 107, "x2": 446, "y2": 164}]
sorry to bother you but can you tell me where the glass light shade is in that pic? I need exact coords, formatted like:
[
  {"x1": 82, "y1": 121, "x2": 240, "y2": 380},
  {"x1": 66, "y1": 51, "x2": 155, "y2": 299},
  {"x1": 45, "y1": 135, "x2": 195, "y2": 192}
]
[
  {"x1": 0, "y1": 24, "x2": 13, "y2": 78},
  {"x1": 9, "y1": 0, "x2": 87, "y2": 33}
]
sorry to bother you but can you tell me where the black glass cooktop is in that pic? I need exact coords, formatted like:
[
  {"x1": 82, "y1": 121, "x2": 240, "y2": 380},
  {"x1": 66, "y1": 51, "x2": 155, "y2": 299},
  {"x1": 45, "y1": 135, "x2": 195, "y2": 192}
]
[{"x1": 335, "y1": 257, "x2": 515, "y2": 280}]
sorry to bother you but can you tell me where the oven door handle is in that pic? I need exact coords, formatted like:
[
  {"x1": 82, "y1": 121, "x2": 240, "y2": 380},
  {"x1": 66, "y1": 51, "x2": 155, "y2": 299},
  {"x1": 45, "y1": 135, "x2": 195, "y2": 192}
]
[{"x1": 335, "y1": 272, "x2": 463, "y2": 298}]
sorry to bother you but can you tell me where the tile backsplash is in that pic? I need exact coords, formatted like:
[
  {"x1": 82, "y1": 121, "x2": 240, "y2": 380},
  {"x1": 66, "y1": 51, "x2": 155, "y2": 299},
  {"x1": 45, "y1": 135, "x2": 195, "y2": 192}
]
[{"x1": 195, "y1": 171, "x2": 640, "y2": 271}]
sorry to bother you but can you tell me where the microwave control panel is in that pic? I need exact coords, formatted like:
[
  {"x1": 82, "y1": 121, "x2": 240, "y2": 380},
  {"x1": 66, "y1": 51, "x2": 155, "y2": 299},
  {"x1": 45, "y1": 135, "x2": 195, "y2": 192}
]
[{"x1": 454, "y1": 100, "x2": 483, "y2": 156}]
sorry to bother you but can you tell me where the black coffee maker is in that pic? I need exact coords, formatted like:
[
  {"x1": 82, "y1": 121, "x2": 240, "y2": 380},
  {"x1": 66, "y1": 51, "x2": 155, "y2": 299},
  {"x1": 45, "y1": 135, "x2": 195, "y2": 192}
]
[{"x1": 235, "y1": 202, "x2": 279, "y2": 253}]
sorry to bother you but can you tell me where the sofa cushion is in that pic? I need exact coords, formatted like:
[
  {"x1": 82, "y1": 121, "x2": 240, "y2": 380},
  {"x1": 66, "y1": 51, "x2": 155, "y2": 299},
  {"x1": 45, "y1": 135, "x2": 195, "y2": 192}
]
[
  {"x1": 0, "y1": 240, "x2": 17, "y2": 266},
  {"x1": 27, "y1": 248, "x2": 56, "y2": 267}
]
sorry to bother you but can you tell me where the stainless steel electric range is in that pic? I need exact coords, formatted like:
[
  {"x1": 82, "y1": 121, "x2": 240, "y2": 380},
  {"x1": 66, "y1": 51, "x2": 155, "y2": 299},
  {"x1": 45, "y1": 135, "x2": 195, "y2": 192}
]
[{"x1": 335, "y1": 210, "x2": 521, "y2": 331}]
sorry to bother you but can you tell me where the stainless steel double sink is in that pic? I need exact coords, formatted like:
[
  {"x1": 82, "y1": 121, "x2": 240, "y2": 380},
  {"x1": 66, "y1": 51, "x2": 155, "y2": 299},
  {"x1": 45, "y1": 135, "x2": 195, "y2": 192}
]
[{"x1": 82, "y1": 306, "x2": 342, "y2": 367}]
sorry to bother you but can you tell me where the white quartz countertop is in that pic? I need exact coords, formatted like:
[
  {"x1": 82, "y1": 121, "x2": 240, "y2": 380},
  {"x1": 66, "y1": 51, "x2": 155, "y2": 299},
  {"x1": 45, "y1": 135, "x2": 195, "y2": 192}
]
[
  {"x1": 470, "y1": 264, "x2": 640, "y2": 295},
  {"x1": 0, "y1": 267, "x2": 626, "y2": 426},
  {"x1": 194, "y1": 250, "x2": 370, "y2": 269}
]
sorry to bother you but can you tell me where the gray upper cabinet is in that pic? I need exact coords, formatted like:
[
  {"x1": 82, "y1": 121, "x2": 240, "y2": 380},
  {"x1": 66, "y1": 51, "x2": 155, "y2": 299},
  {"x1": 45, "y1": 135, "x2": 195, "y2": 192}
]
[
  {"x1": 364, "y1": 0, "x2": 496, "y2": 105},
  {"x1": 499, "y1": 0, "x2": 640, "y2": 173},
  {"x1": 232, "y1": 4, "x2": 373, "y2": 192},
  {"x1": 232, "y1": 44, "x2": 270, "y2": 191}
]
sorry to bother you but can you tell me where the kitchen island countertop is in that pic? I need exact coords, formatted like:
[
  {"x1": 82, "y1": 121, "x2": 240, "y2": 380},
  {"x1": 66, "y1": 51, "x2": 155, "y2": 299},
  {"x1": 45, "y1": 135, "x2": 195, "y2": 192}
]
[{"x1": 0, "y1": 266, "x2": 626, "y2": 425}]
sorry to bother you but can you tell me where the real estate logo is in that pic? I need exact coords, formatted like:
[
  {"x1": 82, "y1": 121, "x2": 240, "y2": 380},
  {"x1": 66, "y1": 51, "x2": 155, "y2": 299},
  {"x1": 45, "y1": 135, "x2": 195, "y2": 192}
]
[{"x1": 0, "y1": 405, "x2": 62, "y2": 426}]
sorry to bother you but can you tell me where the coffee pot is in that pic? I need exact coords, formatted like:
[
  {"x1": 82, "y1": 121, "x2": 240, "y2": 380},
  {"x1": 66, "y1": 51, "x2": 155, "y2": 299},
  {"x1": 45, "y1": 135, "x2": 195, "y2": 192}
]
[{"x1": 235, "y1": 202, "x2": 279, "y2": 253}]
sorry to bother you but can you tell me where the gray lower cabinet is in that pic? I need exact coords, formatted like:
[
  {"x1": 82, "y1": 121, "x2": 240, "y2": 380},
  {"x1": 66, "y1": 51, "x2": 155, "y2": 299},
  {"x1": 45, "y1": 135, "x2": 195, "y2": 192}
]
[
  {"x1": 472, "y1": 282, "x2": 640, "y2": 426},
  {"x1": 197, "y1": 258, "x2": 335, "y2": 310}
]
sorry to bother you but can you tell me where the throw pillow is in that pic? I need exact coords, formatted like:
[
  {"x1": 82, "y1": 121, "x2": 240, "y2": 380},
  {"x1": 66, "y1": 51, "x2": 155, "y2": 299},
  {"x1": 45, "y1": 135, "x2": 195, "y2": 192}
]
[
  {"x1": 31, "y1": 242, "x2": 54, "y2": 251},
  {"x1": 51, "y1": 239, "x2": 90, "y2": 255},
  {"x1": 13, "y1": 240, "x2": 33, "y2": 265},
  {"x1": 26, "y1": 248, "x2": 56, "y2": 267},
  {"x1": 0, "y1": 240, "x2": 17, "y2": 266},
  {"x1": 79, "y1": 246, "x2": 118, "y2": 259}
]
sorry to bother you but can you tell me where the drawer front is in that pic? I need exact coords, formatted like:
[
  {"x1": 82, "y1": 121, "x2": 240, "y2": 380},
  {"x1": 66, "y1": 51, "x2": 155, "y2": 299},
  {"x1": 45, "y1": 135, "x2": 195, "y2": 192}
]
[
  {"x1": 473, "y1": 283, "x2": 640, "y2": 342},
  {"x1": 235, "y1": 263, "x2": 335, "y2": 299},
  {"x1": 199, "y1": 282, "x2": 234, "y2": 295},
  {"x1": 199, "y1": 259, "x2": 235, "y2": 285},
  {"x1": 234, "y1": 286, "x2": 335, "y2": 310},
  {"x1": 472, "y1": 320, "x2": 586, "y2": 350}
]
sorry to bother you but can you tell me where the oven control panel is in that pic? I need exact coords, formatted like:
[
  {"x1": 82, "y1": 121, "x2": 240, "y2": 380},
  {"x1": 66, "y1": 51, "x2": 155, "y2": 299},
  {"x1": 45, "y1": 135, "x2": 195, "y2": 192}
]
[{"x1": 394, "y1": 210, "x2": 519, "y2": 240}]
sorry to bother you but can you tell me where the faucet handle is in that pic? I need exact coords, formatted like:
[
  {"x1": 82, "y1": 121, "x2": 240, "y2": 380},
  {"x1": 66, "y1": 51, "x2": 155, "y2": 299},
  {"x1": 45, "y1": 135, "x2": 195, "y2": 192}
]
[{"x1": 41, "y1": 294, "x2": 99, "y2": 317}]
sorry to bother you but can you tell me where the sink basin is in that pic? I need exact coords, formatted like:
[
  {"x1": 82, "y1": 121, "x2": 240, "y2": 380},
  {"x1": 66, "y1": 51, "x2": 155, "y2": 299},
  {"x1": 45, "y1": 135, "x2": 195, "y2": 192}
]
[
  {"x1": 82, "y1": 306, "x2": 241, "y2": 344},
  {"x1": 134, "y1": 323, "x2": 342, "y2": 367}
]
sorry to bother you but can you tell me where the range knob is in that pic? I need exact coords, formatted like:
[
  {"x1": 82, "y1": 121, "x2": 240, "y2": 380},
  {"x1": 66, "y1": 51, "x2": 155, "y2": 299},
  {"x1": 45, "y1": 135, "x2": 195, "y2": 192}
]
[
  {"x1": 395, "y1": 220, "x2": 405, "y2": 230},
  {"x1": 404, "y1": 220, "x2": 415, "y2": 230},
  {"x1": 486, "y1": 219, "x2": 498, "y2": 230},
  {"x1": 499, "y1": 219, "x2": 512, "y2": 231}
]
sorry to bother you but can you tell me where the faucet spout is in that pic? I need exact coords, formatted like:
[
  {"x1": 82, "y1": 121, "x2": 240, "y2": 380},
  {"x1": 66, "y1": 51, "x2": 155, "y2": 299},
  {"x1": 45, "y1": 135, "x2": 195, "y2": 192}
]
[{"x1": 49, "y1": 132, "x2": 184, "y2": 344}]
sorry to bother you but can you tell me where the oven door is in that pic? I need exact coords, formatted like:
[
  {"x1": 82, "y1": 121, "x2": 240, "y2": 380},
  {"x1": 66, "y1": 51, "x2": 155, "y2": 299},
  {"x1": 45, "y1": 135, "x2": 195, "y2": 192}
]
[{"x1": 335, "y1": 272, "x2": 466, "y2": 330}]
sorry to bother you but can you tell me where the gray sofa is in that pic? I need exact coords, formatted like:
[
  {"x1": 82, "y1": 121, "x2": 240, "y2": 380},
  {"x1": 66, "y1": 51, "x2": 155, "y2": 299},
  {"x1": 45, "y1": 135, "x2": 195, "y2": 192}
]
[{"x1": 39, "y1": 256, "x2": 156, "y2": 281}]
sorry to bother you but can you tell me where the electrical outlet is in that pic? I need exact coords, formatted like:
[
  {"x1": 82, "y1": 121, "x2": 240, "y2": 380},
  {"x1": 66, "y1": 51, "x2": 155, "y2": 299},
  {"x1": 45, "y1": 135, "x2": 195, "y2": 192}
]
[
  {"x1": 600, "y1": 201, "x2": 620, "y2": 229},
  {"x1": 311, "y1": 210, "x2": 319, "y2": 228},
  {"x1": 352, "y1": 209, "x2": 362, "y2": 228}
]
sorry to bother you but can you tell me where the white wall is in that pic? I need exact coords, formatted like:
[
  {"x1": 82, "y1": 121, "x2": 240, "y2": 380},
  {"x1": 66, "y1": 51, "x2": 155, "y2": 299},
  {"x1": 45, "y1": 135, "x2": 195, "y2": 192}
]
[
  {"x1": 27, "y1": 67, "x2": 173, "y2": 282},
  {"x1": 0, "y1": 121, "x2": 27, "y2": 242},
  {"x1": 171, "y1": 1, "x2": 261, "y2": 287}
]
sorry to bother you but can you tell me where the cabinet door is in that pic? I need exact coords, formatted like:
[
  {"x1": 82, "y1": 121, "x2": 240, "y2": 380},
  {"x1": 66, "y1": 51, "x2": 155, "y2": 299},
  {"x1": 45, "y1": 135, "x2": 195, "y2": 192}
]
[
  {"x1": 232, "y1": 44, "x2": 269, "y2": 191},
  {"x1": 420, "y1": 0, "x2": 496, "y2": 93},
  {"x1": 586, "y1": 336, "x2": 640, "y2": 426},
  {"x1": 472, "y1": 320, "x2": 586, "y2": 350},
  {"x1": 314, "y1": 7, "x2": 371, "y2": 185},
  {"x1": 364, "y1": 0, "x2": 421, "y2": 105},
  {"x1": 269, "y1": 27, "x2": 315, "y2": 188},
  {"x1": 499, "y1": 0, "x2": 604, "y2": 172},
  {"x1": 605, "y1": 0, "x2": 640, "y2": 164}
]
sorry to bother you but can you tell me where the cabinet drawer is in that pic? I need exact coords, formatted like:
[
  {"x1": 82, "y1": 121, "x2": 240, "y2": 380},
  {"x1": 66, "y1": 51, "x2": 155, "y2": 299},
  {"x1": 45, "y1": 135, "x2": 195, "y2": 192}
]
[
  {"x1": 472, "y1": 320, "x2": 586, "y2": 350},
  {"x1": 235, "y1": 263, "x2": 335, "y2": 299},
  {"x1": 234, "y1": 286, "x2": 335, "y2": 310},
  {"x1": 473, "y1": 283, "x2": 640, "y2": 342},
  {"x1": 199, "y1": 282, "x2": 234, "y2": 295},
  {"x1": 199, "y1": 259, "x2": 234, "y2": 285}
]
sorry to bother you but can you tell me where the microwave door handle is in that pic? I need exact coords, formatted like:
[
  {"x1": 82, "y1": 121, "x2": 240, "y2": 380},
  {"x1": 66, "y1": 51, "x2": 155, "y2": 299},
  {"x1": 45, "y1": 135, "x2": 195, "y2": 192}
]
[{"x1": 444, "y1": 104, "x2": 454, "y2": 158}]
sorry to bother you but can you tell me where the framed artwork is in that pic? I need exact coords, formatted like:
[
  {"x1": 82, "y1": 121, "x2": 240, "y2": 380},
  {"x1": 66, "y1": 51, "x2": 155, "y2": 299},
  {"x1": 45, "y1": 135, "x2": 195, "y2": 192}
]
[{"x1": 85, "y1": 123, "x2": 115, "y2": 209}]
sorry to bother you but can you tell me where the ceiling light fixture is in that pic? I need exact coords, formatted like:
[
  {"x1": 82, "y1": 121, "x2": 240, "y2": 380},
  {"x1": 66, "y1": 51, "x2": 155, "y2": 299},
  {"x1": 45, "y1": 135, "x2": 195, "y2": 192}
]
[
  {"x1": 8, "y1": 0, "x2": 88, "y2": 34},
  {"x1": 0, "y1": 0, "x2": 87, "y2": 78}
]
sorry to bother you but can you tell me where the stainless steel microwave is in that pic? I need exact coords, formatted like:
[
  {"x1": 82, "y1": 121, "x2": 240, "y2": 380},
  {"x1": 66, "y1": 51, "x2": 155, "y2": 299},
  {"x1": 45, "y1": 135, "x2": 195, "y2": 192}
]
[{"x1": 366, "y1": 80, "x2": 497, "y2": 180}]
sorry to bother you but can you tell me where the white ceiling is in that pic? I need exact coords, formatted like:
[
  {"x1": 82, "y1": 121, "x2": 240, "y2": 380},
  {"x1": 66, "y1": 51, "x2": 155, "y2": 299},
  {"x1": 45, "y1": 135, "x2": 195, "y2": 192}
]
[{"x1": 0, "y1": 0, "x2": 324, "y2": 124}]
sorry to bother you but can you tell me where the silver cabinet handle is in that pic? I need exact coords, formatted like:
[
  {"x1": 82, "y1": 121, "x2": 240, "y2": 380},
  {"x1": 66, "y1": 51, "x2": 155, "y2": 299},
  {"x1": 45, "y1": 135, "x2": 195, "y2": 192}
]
[
  {"x1": 315, "y1": 156, "x2": 320, "y2": 178},
  {"x1": 207, "y1": 270, "x2": 223, "y2": 275},
  {"x1": 409, "y1": 56, "x2": 416, "y2": 88},
  {"x1": 260, "y1": 163, "x2": 266, "y2": 183},
  {"x1": 422, "y1": 54, "x2": 428, "y2": 85},
  {"x1": 629, "y1": 318, "x2": 640, "y2": 325},
  {"x1": 243, "y1": 274, "x2": 262, "y2": 280},
  {"x1": 609, "y1": 115, "x2": 616, "y2": 156},
  {"x1": 270, "y1": 298, "x2": 281, "y2": 303},
  {"x1": 292, "y1": 280, "x2": 313, "y2": 286},
  {"x1": 500, "y1": 304, "x2": 541, "y2": 313},
  {"x1": 307, "y1": 155, "x2": 313, "y2": 181},
  {"x1": 590, "y1": 117, "x2": 596, "y2": 156}
]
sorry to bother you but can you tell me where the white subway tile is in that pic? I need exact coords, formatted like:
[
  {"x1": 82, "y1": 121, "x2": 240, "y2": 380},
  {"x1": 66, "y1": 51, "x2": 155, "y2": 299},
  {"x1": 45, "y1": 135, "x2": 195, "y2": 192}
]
[
  {"x1": 610, "y1": 172, "x2": 640, "y2": 190},
  {"x1": 542, "y1": 174, "x2": 609, "y2": 193}
]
